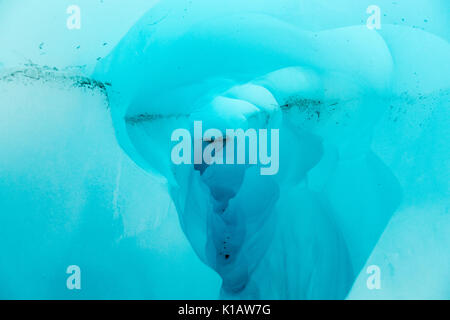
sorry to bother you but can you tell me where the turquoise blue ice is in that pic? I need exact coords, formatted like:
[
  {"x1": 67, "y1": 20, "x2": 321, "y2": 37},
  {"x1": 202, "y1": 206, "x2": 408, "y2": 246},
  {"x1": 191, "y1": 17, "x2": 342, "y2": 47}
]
[{"x1": 0, "y1": 0, "x2": 449, "y2": 299}]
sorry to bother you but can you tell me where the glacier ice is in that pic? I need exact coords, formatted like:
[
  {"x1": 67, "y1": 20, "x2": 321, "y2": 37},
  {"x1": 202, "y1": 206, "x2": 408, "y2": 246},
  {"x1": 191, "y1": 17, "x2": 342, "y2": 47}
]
[
  {"x1": 0, "y1": 0, "x2": 449, "y2": 299},
  {"x1": 0, "y1": 64, "x2": 220, "y2": 299}
]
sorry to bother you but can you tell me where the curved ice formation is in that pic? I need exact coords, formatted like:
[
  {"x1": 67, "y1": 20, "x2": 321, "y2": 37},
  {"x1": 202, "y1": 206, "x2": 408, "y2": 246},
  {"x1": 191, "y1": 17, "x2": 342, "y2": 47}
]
[
  {"x1": 93, "y1": 0, "x2": 449, "y2": 299},
  {"x1": 0, "y1": 0, "x2": 448, "y2": 299}
]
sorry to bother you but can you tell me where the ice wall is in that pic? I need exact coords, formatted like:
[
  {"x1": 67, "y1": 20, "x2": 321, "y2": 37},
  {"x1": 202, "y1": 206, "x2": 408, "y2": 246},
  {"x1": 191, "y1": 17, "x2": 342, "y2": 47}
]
[
  {"x1": 0, "y1": 64, "x2": 220, "y2": 299},
  {"x1": 0, "y1": 0, "x2": 449, "y2": 299}
]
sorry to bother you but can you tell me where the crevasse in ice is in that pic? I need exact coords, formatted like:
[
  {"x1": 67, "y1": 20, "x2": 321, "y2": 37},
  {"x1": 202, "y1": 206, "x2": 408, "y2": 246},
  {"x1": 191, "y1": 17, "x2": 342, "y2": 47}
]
[{"x1": 0, "y1": 0, "x2": 449, "y2": 299}]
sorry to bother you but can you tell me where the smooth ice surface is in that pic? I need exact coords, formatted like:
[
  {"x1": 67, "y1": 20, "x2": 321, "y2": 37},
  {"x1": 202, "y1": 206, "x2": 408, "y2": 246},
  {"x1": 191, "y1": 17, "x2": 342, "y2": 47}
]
[
  {"x1": 0, "y1": 66, "x2": 220, "y2": 299},
  {"x1": 0, "y1": 0, "x2": 449, "y2": 299}
]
